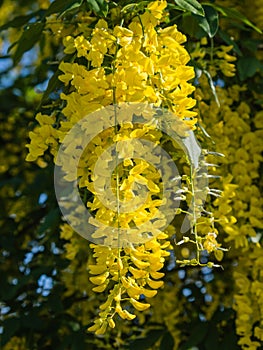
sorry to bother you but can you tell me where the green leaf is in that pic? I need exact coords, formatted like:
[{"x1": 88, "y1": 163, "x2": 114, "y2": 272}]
[
  {"x1": 59, "y1": 0, "x2": 83, "y2": 18},
  {"x1": 193, "y1": 15, "x2": 210, "y2": 36},
  {"x1": 128, "y1": 329, "x2": 164, "y2": 350},
  {"x1": 39, "y1": 69, "x2": 61, "y2": 106},
  {"x1": 160, "y1": 331, "x2": 175, "y2": 350},
  {"x1": 45, "y1": 0, "x2": 80, "y2": 16},
  {"x1": 1, "y1": 318, "x2": 20, "y2": 346},
  {"x1": 220, "y1": 325, "x2": 240, "y2": 349},
  {"x1": 121, "y1": 3, "x2": 138, "y2": 13},
  {"x1": 48, "y1": 294, "x2": 64, "y2": 313},
  {"x1": 180, "y1": 322, "x2": 209, "y2": 350},
  {"x1": 209, "y1": 4, "x2": 262, "y2": 33},
  {"x1": 237, "y1": 57, "x2": 263, "y2": 81},
  {"x1": 174, "y1": 0, "x2": 205, "y2": 16},
  {"x1": 218, "y1": 30, "x2": 242, "y2": 56},
  {"x1": 181, "y1": 14, "x2": 206, "y2": 39},
  {"x1": 39, "y1": 53, "x2": 74, "y2": 107},
  {"x1": 12, "y1": 22, "x2": 44, "y2": 65},
  {"x1": 86, "y1": 0, "x2": 108, "y2": 17},
  {"x1": 193, "y1": 5, "x2": 218, "y2": 37},
  {"x1": 241, "y1": 39, "x2": 262, "y2": 53},
  {"x1": 37, "y1": 208, "x2": 60, "y2": 235},
  {"x1": 21, "y1": 312, "x2": 44, "y2": 330},
  {"x1": 0, "y1": 10, "x2": 43, "y2": 31},
  {"x1": 203, "y1": 5, "x2": 218, "y2": 37},
  {"x1": 204, "y1": 325, "x2": 219, "y2": 350}
]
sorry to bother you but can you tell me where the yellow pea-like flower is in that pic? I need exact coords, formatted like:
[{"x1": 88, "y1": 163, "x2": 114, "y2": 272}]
[
  {"x1": 88, "y1": 264, "x2": 107, "y2": 275},
  {"x1": 99, "y1": 297, "x2": 113, "y2": 311},
  {"x1": 160, "y1": 241, "x2": 171, "y2": 250},
  {"x1": 87, "y1": 324, "x2": 99, "y2": 332},
  {"x1": 117, "y1": 258, "x2": 124, "y2": 270},
  {"x1": 130, "y1": 298, "x2": 151, "y2": 311},
  {"x1": 121, "y1": 276, "x2": 132, "y2": 289},
  {"x1": 147, "y1": 179, "x2": 160, "y2": 193},
  {"x1": 95, "y1": 322, "x2": 108, "y2": 335},
  {"x1": 147, "y1": 278, "x2": 164, "y2": 289},
  {"x1": 130, "y1": 255, "x2": 150, "y2": 269},
  {"x1": 214, "y1": 249, "x2": 224, "y2": 262},
  {"x1": 92, "y1": 283, "x2": 108, "y2": 293},
  {"x1": 129, "y1": 248, "x2": 148, "y2": 259},
  {"x1": 156, "y1": 232, "x2": 169, "y2": 239},
  {"x1": 115, "y1": 304, "x2": 136, "y2": 320},
  {"x1": 126, "y1": 286, "x2": 143, "y2": 299},
  {"x1": 129, "y1": 266, "x2": 148, "y2": 279},
  {"x1": 150, "y1": 271, "x2": 164, "y2": 279},
  {"x1": 148, "y1": 253, "x2": 163, "y2": 265},
  {"x1": 141, "y1": 288, "x2": 158, "y2": 298},
  {"x1": 149, "y1": 261, "x2": 164, "y2": 271},
  {"x1": 148, "y1": 0, "x2": 167, "y2": 20},
  {"x1": 108, "y1": 318, "x2": 115, "y2": 328},
  {"x1": 144, "y1": 239, "x2": 159, "y2": 250},
  {"x1": 129, "y1": 162, "x2": 149, "y2": 176},
  {"x1": 89, "y1": 271, "x2": 109, "y2": 285},
  {"x1": 87, "y1": 320, "x2": 101, "y2": 332}
]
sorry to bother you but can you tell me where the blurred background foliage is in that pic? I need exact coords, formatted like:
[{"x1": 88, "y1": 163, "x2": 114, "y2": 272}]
[{"x1": 0, "y1": 0, "x2": 262, "y2": 349}]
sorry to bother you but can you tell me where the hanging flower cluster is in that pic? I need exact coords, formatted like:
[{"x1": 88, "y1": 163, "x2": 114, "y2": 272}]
[
  {"x1": 197, "y1": 76, "x2": 263, "y2": 348},
  {"x1": 191, "y1": 37, "x2": 236, "y2": 78},
  {"x1": 233, "y1": 246, "x2": 263, "y2": 349},
  {"x1": 25, "y1": 0, "x2": 222, "y2": 337},
  {"x1": 87, "y1": 235, "x2": 170, "y2": 334},
  {"x1": 214, "y1": 0, "x2": 263, "y2": 30}
]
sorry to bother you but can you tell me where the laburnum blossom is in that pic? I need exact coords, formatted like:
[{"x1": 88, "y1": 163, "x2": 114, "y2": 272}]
[
  {"x1": 25, "y1": 0, "x2": 220, "y2": 336},
  {"x1": 87, "y1": 233, "x2": 170, "y2": 335},
  {"x1": 197, "y1": 76, "x2": 263, "y2": 348}
]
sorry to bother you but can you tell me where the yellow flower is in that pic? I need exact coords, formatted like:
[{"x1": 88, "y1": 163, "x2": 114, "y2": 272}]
[
  {"x1": 74, "y1": 35, "x2": 91, "y2": 58},
  {"x1": 148, "y1": 0, "x2": 167, "y2": 20},
  {"x1": 130, "y1": 298, "x2": 151, "y2": 311},
  {"x1": 113, "y1": 26, "x2": 134, "y2": 46},
  {"x1": 63, "y1": 35, "x2": 76, "y2": 54},
  {"x1": 116, "y1": 304, "x2": 136, "y2": 320}
]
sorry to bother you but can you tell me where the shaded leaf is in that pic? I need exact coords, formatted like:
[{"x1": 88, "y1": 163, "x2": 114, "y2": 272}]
[
  {"x1": 0, "y1": 10, "x2": 43, "y2": 31},
  {"x1": 174, "y1": 0, "x2": 205, "y2": 16},
  {"x1": 204, "y1": 5, "x2": 219, "y2": 37},
  {"x1": 1, "y1": 318, "x2": 20, "y2": 346},
  {"x1": 128, "y1": 329, "x2": 164, "y2": 350},
  {"x1": 193, "y1": 14, "x2": 210, "y2": 36},
  {"x1": 180, "y1": 322, "x2": 209, "y2": 350},
  {"x1": 13, "y1": 22, "x2": 45, "y2": 65},
  {"x1": 86, "y1": 0, "x2": 108, "y2": 17},
  {"x1": 193, "y1": 5, "x2": 218, "y2": 37},
  {"x1": 218, "y1": 29, "x2": 242, "y2": 56},
  {"x1": 204, "y1": 325, "x2": 219, "y2": 350},
  {"x1": 160, "y1": 331, "x2": 175, "y2": 350},
  {"x1": 241, "y1": 39, "x2": 262, "y2": 53},
  {"x1": 220, "y1": 326, "x2": 240, "y2": 349},
  {"x1": 59, "y1": 0, "x2": 83, "y2": 18},
  {"x1": 210, "y1": 4, "x2": 262, "y2": 33},
  {"x1": 45, "y1": 0, "x2": 80, "y2": 16},
  {"x1": 182, "y1": 14, "x2": 206, "y2": 38},
  {"x1": 39, "y1": 68, "x2": 61, "y2": 106},
  {"x1": 237, "y1": 57, "x2": 263, "y2": 81},
  {"x1": 21, "y1": 312, "x2": 44, "y2": 330},
  {"x1": 37, "y1": 208, "x2": 60, "y2": 235}
]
